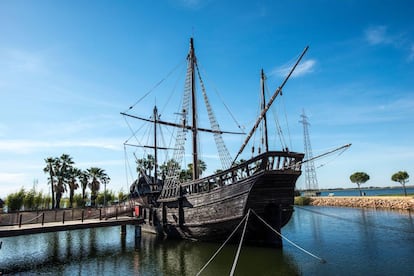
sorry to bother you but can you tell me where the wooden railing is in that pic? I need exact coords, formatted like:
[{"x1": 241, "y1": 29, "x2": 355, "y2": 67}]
[
  {"x1": 0, "y1": 203, "x2": 135, "y2": 228},
  {"x1": 159, "y1": 151, "x2": 304, "y2": 199}
]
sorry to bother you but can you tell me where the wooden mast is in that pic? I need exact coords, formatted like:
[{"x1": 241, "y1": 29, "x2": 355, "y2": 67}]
[
  {"x1": 153, "y1": 106, "x2": 158, "y2": 183},
  {"x1": 261, "y1": 69, "x2": 269, "y2": 153},
  {"x1": 189, "y1": 37, "x2": 199, "y2": 180}
]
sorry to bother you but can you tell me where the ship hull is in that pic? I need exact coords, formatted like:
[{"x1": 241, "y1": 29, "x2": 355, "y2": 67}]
[{"x1": 155, "y1": 169, "x2": 301, "y2": 246}]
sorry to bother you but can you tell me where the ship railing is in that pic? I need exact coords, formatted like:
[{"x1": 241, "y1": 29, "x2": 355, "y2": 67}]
[{"x1": 159, "y1": 151, "x2": 304, "y2": 199}]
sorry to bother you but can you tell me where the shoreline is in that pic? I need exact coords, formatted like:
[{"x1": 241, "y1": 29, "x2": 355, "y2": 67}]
[{"x1": 302, "y1": 196, "x2": 414, "y2": 211}]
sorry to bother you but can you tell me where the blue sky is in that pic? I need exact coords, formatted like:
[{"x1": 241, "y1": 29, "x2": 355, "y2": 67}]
[{"x1": 0, "y1": 0, "x2": 413, "y2": 198}]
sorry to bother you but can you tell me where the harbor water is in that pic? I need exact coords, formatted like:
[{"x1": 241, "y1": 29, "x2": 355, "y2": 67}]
[
  {"x1": 316, "y1": 187, "x2": 414, "y2": 197},
  {"x1": 1, "y1": 206, "x2": 414, "y2": 275}
]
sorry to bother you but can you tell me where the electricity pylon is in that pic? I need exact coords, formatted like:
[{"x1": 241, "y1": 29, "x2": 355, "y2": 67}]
[{"x1": 299, "y1": 109, "x2": 319, "y2": 195}]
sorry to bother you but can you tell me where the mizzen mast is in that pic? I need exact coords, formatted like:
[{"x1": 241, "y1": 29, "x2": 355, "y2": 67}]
[
  {"x1": 232, "y1": 46, "x2": 309, "y2": 164},
  {"x1": 261, "y1": 69, "x2": 269, "y2": 153}
]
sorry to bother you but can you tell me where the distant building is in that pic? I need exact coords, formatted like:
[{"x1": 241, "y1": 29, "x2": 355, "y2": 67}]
[{"x1": 0, "y1": 198, "x2": 4, "y2": 209}]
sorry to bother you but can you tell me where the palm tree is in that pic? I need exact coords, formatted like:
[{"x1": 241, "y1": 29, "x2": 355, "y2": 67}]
[
  {"x1": 79, "y1": 170, "x2": 89, "y2": 207},
  {"x1": 43, "y1": 157, "x2": 56, "y2": 209},
  {"x1": 54, "y1": 154, "x2": 75, "y2": 208},
  {"x1": 67, "y1": 167, "x2": 81, "y2": 208},
  {"x1": 184, "y1": 159, "x2": 207, "y2": 180},
  {"x1": 160, "y1": 159, "x2": 180, "y2": 180},
  {"x1": 136, "y1": 154, "x2": 155, "y2": 177},
  {"x1": 87, "y1": 167, "x2": 110, "y2": 207}
]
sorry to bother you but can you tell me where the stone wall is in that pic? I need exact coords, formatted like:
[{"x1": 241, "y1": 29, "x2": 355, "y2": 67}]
[{"x1": 309, "y1": 196, "x2": 414, "y2": 211}]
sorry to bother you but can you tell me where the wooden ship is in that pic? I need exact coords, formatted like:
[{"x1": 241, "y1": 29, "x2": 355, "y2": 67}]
[{"x1": 122, "y1": 38, "x2": 308, "y2": 246}]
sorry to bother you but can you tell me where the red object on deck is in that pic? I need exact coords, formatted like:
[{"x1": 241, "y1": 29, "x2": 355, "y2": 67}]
[{"x1": 134, "y1": 206, "x2": 140, "y2": 217}]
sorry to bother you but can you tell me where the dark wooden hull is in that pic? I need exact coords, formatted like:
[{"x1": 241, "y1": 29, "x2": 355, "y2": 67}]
[{"x1": 154, "y1": 155, "x2": 302, "y2": 246}]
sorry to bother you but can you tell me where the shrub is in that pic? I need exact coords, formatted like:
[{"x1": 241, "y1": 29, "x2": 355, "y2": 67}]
[{"x1": 294, "y1": 196, "x2": 311, "y2": 206}]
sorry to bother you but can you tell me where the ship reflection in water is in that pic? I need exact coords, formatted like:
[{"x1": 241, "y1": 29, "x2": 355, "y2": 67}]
[{"x1": 1, "y1": 206, "x2": 414, "y2": 275}]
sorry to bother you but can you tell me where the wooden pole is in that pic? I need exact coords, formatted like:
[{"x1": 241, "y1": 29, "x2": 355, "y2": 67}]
[{"x1": 120, "y1": 224, "x2": 126, "y2": 236}]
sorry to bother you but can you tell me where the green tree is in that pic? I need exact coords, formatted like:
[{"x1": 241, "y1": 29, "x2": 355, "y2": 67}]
[
  {"x1": 118, "y1": 189, "x2": 126, "y2": 202},
  {"x1": 73, "y1": 193, "x2": 84, "y2": 208},
  {"x1": 180, "y1": 160, "x2": 207, "y2": 180},
  {"x1": 391, "y1": 171, "x2": 409, "y2": 196},
  {"x1": 23, "y1": 188, "x2": 36, "y2": 210},
  {"x1": 6, "y1": 188, "x2": 25, "y2": 212},
  {"x1": 43, "y1": 195, "x2": 51, "y2": 209},
  {"x1": 350, "y1": 172, "x2": 370, "y2": 196},
  {"x1": 34, "y1": 191, "x2": 43, "y2": 210},
  {"x1": 96, "y1": 190, "x2": 114, "y2": 206},
  {"x1": 43, "y1": 157, "x2": 56, "y2": 209},
  {"x1": 87, "y1": 167, "x2": 110, "y2": 207}
]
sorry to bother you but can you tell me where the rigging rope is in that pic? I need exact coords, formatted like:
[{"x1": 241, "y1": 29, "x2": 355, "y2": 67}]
[
  {"x1": 196, "y1": 208, "x2": 326, "y2": 276},
  {"x1": 160, "y1": 65, "x2": 187, "y2": 118},
  {"x1": 230, "y1": 209, "x2": 250, "y2": 276},
  {"x1": 196, "y1": 212, "x2": 249, "y2": 276},
  {"x1": 315, "y1": 145, "x2": 348, "y2": 168},
  {"x1": 264, "y1": 81, "x2": 288, "y2": 151},
  {"x1": 281, "y1": 92, "x2": 292, "y2": 150},
  {"x1": 196, "y1": 63, "x2": 233, "y2": 170},
  {"x1": 125, "y1": 61, "x2": 185, "y2": 113},
  {"x1": 196, "y1": 63, "x2": 244, "y2": 132},
  {"x1": 250, "y1": 209, "x2": 326, "y2": 263}
]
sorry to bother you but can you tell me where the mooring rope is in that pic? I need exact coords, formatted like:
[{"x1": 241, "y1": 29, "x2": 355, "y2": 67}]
[
  {"x1": 230, "y1": 209, "x2": 250, "y2": 276},
  {"x1": 196, "y1": 212, "x2": 249, "y2": 276},
  {"x1": 196, "y1": 208, "x2": 326, "y2": 276},
  {"x1": 20, "y1": 213, "x2": 44, "y2": 225},
  {"x1": 250, "y1": 209, "x2": 326, "y2": 263}
]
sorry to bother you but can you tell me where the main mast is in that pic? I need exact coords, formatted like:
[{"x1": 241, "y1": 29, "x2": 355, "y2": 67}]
[
  {"x1": 189, "y1": 38, "x2": 199, "y2": 180},
  {"x1": 153, "y1": 106, "x2": 158, "y2": 183}
]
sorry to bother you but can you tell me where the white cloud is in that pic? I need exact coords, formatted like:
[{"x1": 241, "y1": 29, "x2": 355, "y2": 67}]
[
  {"x1": 0, "y1": 49, "x2": 48, "y2": 74},
  {"x1": 364, "y1": 25, "x2": 414, "y2": 61},
  {"x1": 365, "y1": 26, "x2": 390, "y2": 45},
  {"x1": 271, "y1": 59, "x2": 316, "y2": 78},
  {"x1": 174, "y1": 0, "x2": 210, "y2": 9},
  {"x1": 0, "y1": 139, "x2": 122, "y2": 154},
  {"x1": 0, "y1": 172, "x2": 25, "y2": 183},
  {"x1": 409, "y1": 44, "x2": 414, "y2": 61}
]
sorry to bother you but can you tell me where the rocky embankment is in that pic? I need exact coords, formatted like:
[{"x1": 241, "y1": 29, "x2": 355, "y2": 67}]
[{"x1": 309, "y1": 196, "x2": 414, "y2": 211}]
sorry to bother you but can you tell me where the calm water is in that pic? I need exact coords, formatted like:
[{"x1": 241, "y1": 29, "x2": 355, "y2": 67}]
[
  {"x1": 1, "y1": 206, "x2": 414, "y2": 275},
  {"x1": 317, "y1": 187, "x2": 414, "y2": 196}
]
